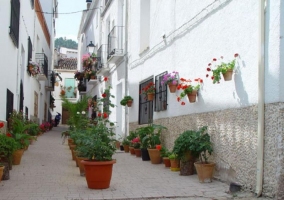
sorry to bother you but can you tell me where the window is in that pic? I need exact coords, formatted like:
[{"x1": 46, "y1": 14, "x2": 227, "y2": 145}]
[
  {"x1": 10, "y1": 0, "x2": 20, "y2": 47},
  {"x1": 19, "y1": 80, "x2": 24, "y2": 112},
  {"x1": 30, "y1": 0, "x2": 34, "y2": 9},
  {"x1": 25, "y1": 106, "x2": 29, "y2": 120},
  {"x1": 6, "y1": 89, "x2": 14, "y2": 122},
  {"x1": 65, "y1": 78, "x2": 76, "y2": 98},
  {"x1": 155, "y1": 72, "x2": 167, "y2": 111},
  {"x1": 139, "y1": 78, "x2": 154, "y2": 124},
  {"x1": 140, "y1": 0, "x2": 150, "y2": 53},
  {"x1": 27, "y1": 36, "x2": 32, "y2": 67}
]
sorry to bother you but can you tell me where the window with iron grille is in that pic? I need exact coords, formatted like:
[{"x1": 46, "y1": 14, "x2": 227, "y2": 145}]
[
  {"x1": 139, "y1": 78, "x2": 154, "y2": 124},
  {"x1": 27, "y1": 37, "x2": 32, "y2": 66},
  {"x1": 9, "y1": 0, "x2": 20, "y2": 47},
  {"x1": 20, "y1": 80, "x2": 24, "y2": 112},
  {"x1": 6, "y1": 89, "x2": 14, "y2": 129},
  {"x1": 25, "y1": 107, "x2": 29, "y2": 120},
  {"x1": 155, "y1": 72, "x2": 167, "y2": 112}
]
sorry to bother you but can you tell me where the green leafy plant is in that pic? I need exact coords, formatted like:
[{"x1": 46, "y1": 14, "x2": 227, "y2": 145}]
[
  {"x1": 160, "y1": 146, "x2": 171, "y2": 158},
  {"x1": 122, "y1": 138, "x2": 130, "y2": 146},
  {"x1": 0, "y1": 134, "x2": 18, "y2": 161},
  {"x1": 140, "y1": 123, "x2": 167, "y2": 149},
  {"x1": 168, "y1": 153, "x2": 178, "y2": 160},
  {"x1": 126, "y1": 131, "x2": 138, "y2": 147},
  {"x1": 120, "y1": 96, "x2": 133, "y2": 106},
  {"x1": 206, "y1": 53, "x2": 239, "y2": 84},
  {"x1": 176, "y1": 78, "x2": 203, "y2": 105}
]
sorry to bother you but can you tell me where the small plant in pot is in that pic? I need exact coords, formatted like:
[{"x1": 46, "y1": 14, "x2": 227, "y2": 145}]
[
  {"x1": 132, "y1": 137, "x2": 141, "y2": 157},
  {"x1": 121, "y1": 138, "x2": 130, "y2": 153},
  {"x1": 79, "y1": 86, "x2": 117, "y2": 189},
  {"x1": 168, "y1": 153, "x2": 180, "y2": 171},
  {"x1": 160, "y1": 146, "x2": 171, "y2": 168},
  {"x1": 191, "y1": 126, "x2": 215, "y2": 183},
  {"x1": 127, "y1": 131, "x2": 138, "y2": 155},
  {"x1": 120, "y1": 96, "x2": 133, "y2": 107}
]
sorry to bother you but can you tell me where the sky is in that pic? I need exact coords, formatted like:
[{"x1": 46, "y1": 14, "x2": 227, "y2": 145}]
[{"x1": 55, "y1": 0, "x2": 87, "y2": 42}]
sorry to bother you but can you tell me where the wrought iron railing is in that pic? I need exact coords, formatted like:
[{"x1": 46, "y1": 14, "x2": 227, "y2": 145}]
[
  {"x1": 96, "y1": 44, "x2": 107, "y2": 71},
  {"x1": 35, "y1": 53, "x2": 48, "y2": 77},
  {"x1": 107, "y1": 26, "x2": 124, "y2": 59}
]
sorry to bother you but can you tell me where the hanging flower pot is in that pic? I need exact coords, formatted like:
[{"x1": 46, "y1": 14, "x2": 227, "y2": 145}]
[
  {"x1": 147, "y1": 93, "x2": 155, "y2": 101},
  {"x1": 222, "y1": 69, "x2": 233, "y2": 81},
  {"x1": 127, "y1": 100, "x2": 133, "y2": 107},
  {"x1": 187, "y1": 90, "x2": 198, "y2": 103},
  {"x1": 167, "y1": 83, "x2": 177, "y2": 93}
]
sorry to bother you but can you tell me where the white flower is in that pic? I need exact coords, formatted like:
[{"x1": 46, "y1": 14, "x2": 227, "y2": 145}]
[
  {"x1": 77, "y1": 112, "x2": 80, "y2": 114},
  {"x1": 82, "y1": 111, "x2": 86, "y2": 114}
]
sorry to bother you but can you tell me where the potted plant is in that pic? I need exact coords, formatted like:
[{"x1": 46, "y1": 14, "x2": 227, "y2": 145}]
[
  {"x1": 161, "y1": 71, "x2": 179, "y2": 93},
  {"x1": 172, "y1": 130, "x2": 198, "y2": 176},
  {"x1": 132, "y1": 137, "x2": 141, "y2": 157},
  {"x1": 136, "y1": 126, "x2": 151, "y2": 161},
  {"x1": 85, "y1": 69, "x2": 97, "y2": 81},
  {"x1": 141, "y1": 82, "x2": 155, "y2": 101},
  {"x1": 122, "y1": 138, "x2": 130, "y2": 153},
  {"x1": 168, "y1": 153, "x2": 180, "y2": 171},
  {"x1": 127, "y1": 131, "x2": 138, "y2": 155},
  {"x1": 206, "y1": 53, "x2": 239, "y2": 84},
  {"x1": 0, "y1": 132, "x2": 18, "y2": 170},
  {"x1": 74, "y1": 71, "x2": 85, "y2": 81},
  {"x1": 192, "y1": 126, "x2": 215, "y2": 183},
  {"x1": 142, "y1": 123, "x2": 167, "y2": 164},
  {"x1": 120, "y1": 96, "x2": 133, "y2": 107},
  {"x1": 160, "y1": 146, "x2": 171, "y2": 168},
  {"x1": 176, "y1": 78, "x2": 203, "y2": 104},
  {"x1": 79, "y1": 86, "x2": 117, "y2": 189},
  {"x1": 0, "y1": 163, "x2": 5, "y2": 182}
]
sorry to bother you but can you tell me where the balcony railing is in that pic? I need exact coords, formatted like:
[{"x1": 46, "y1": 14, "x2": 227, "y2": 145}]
[
  {"x1": 35, "y1": 53, "x2": 48, "y2": 81},
  {"x1": 96, "y1": 44, "x2": 109, "y2": 74},
  {"x1": 45, "y1": 71, "x2": 55, "y2": 91},
  {"x1": 107, "y1": 26, "x2": 124, "y2": 62}
]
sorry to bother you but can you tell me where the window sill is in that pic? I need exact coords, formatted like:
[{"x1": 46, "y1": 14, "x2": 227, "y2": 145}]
[{"x1": 139, "y1": 47, "x2": 149, "y2": 57}]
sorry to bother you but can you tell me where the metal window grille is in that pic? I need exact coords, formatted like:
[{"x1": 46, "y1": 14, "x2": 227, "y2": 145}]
[
  {"x1": 139, "y1": 78, "x2": 154, "y2": 124},
  {"x1": 9, "y1": 0, "x2": 20, "y2": 47},
  {"x1": 155, "y1": 72, "x2": 167, "y2": 112},
  {"x1": 6, "y1": 89, "x2": 14, "y2": 129},
  {"x1": 30, "y1": 0, "x2": 34, "y2": 9},
  {"x1": 27, "y1": 37, "x2": 32, "y2": 66},
  {"x1": 19, "y1": 80, "x2": 24, "y2": 112},
  {"x1": 107, "y1": 26, "x2": 124, "y2": 59}
]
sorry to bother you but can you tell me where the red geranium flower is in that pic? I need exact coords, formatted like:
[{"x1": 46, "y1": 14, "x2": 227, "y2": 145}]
[
  {"x1": 103, "y1": 112, "x2": 108, "y2": 119},
  {"x1": 206, "y1": 74, "x2": 209, "y2": 78},
  {"x1": 181, "y1": 102, "x2": 185, "y2": 105},
  {"x1": 208, "y1": 63, "x2": 211, "y2": 66},
  {"x1": 211, "y1": 76, "x2": 214, "y2": 80},
  {"x1": 234, "y1": 53, "x2": 239, "y2": 57},
  {"x1": 156, "y1": 144, "x2": 161, "y2": 150},
  {"x1": 98, "y1": 112, "x2": 102, "y2": 117},
  {"x1": 207, "y1": 68, "x2": 211, "y2": 71},
  {"x1": 102, "y1": 93, "x2": 107, "y2": 98},
  {"x1": 6, "y1": 133, "x2": 12, "y2": 137},
  {"x1": 177, "y1": 97, "x2": 181, "y2": 102},
  {"x1": 104, "y1": 77, "x2": 108, "y2": 81},
  {"x1": 213, "y1": 58, "x2": 217, "y2": 61},
  {"x1": 0, "y1": 122, "x2": 4, "y2": 128}
]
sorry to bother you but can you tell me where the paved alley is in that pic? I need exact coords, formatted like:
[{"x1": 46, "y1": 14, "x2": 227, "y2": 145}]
[{"x1": 0, "y1": 126, "x2": 271, "y2": 200}]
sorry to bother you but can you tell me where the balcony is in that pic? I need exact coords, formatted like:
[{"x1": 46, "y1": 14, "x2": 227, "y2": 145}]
[
  {"x1": 45, "y1": 71, "x2": 55, "y2": 91},
  {"x1": 107, "y1": 26, "x2": 124, "y2": 64},
  {"x1": 35, "y1": 53, "x2": 48, "y2": 81},
  {"x1": 96, "y1": 44, "x2": 110, "y2": 75}
]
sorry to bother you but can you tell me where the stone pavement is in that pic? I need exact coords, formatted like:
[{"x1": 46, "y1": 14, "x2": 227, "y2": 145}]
[{"x1": 0, "y1": 126, "x2": 272, "y2": 200}]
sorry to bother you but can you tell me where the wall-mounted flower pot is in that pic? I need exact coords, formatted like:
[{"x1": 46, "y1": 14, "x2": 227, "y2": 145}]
[
  {"x1": 222, "y1": 70, "x2": 233, "y2": 81},
  {"x1": 147, "y1": 93, "x2": 155, "y2": 101},
  {"x1": 168, "y1": 83, "x2": 177, "y2": 93},
  {"x1": 127, "y1": 100, "x2": 133, "y2": 107},
  {"x1": 187, "y1": 90, "x2": 198, "y2": 103}
]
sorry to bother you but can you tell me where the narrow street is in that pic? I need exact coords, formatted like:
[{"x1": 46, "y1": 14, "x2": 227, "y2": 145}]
[{"x1": 0, "y1": 126, "x2": 269, "y2": 200}]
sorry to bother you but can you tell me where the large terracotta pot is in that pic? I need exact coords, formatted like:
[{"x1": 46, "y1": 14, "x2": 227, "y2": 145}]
[
  {"x1": 134, "y1": 148, "x2": 141, "y2": 157},
  {"x1": 70, "y1": 145, "x2": 76, "y2": 161},
  {"x1": 81, "y1": 160, "x2": 116, "y2": 189},
  {"x1": 12, "y1": 149, "x2": 25, "y2": 165},
  {"x1": 147, "y1": 148, "x2": 162, "y2": 164},
  {"x1": 194, "y1": 162, "x2": 216, "y2": 183}
]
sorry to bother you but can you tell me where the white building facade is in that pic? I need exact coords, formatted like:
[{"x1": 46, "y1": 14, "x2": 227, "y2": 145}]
[
  {"x1": 78, "y1": 0, "x2": 284, "y2": 198},
  {"x1": 0, "y1": 0, "x2": 58, "y2": 125}
]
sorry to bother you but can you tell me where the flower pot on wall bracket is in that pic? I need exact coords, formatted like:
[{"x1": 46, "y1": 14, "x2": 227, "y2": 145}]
[
  {"x1": 147, "y1": 93, "x2": 155, "y2": 101},
  {"x1": 187, "y1": 90, "x2": 198, "y2": 103},
  {"x1": 222, "y1": 70, "x2": 233, "y2": 81},
  {"x1": 127, "y1": 100, "x2": 133, "y2": 107},
  {"x1": 167, "y1": 83, "x2": 177, "y2": 93}
]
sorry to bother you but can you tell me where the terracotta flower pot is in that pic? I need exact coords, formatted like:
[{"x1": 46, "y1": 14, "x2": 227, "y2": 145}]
[
  {"x1": 81, "y1": 160, "x2": 116, "y2": 189},
  {"x1": 77, "y1": 157, "x2": 88, "y2": 176},
  {"x1": 170, "y1": 159, "x2": 180, "y2": 171},
  {"x1": 0, "y1": 166, "x2": 4, "y2": 182},
  {"x1": 222, "y1": 69, "x2": 233, "y2": 81},
  {"x1": 147, "y1": 93, "x2": 155, "y2": 101},
  {"x1": 129, "y1": 147, "x2": 135, "y2": 155},
  {"x1": 134, "y1": 148, "x2": 141, "y2": 157},
  {"x1": 163, "y1": 157, "x2": 171, "y2": 167},
  {"x1": 127, "y1": 100, "x2": 133, "y2": 107},
  {"x1": 123, "y1": 145, "x2": 129, "y2": 153},
  {"x1": 147, "y1": 148, "x2": 162, "y2": 164},
  {"x1": 194, "y1": 162, "x2": 216, "y2": 183},
  {"x1": 168, "y1": 83, "x2": 177, "y2": 93},
  {"x1": 12, "y1": 149, "x2": 25, "y2": 165},
  {"x1": 187, "y1": 90, "x2": 198, "y2": 103}
]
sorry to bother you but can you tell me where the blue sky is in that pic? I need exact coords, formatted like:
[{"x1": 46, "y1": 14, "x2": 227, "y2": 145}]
[{"x1": 55, "y1": 0, "x2": 87, "y2": 42}]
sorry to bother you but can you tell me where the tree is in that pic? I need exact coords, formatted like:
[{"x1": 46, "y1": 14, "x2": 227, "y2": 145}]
[{"x1": 55, "y1": 37, "x2": 78, "y2": 49}]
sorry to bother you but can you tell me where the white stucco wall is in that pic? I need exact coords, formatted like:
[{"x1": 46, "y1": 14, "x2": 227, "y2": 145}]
[{"x1": 127, "y1": 0, "x2": 282, "y2": 123}]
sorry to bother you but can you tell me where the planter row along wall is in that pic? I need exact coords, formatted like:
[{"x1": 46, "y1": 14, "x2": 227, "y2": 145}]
[{"x1": 129, "y1": 102, "x2": 284, "y2": 198}]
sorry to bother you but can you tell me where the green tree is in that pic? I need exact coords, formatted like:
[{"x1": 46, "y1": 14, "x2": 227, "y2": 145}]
[{"x1": 55, "y1": 37, "x2": 78, "y2": 49}]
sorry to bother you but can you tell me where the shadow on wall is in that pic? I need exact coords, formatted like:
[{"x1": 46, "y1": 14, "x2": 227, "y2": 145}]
[{"x1": 233, "y1": 60, "x2": 249, "y2": 106}]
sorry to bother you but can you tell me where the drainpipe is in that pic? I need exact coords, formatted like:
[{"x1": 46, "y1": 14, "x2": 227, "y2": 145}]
[
  {"x1": 256, "y1": 0, "x2": 265, "y2": 197},
  {"x1": 124, "y1": 0, "x2": 129, "y2": 137}
]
